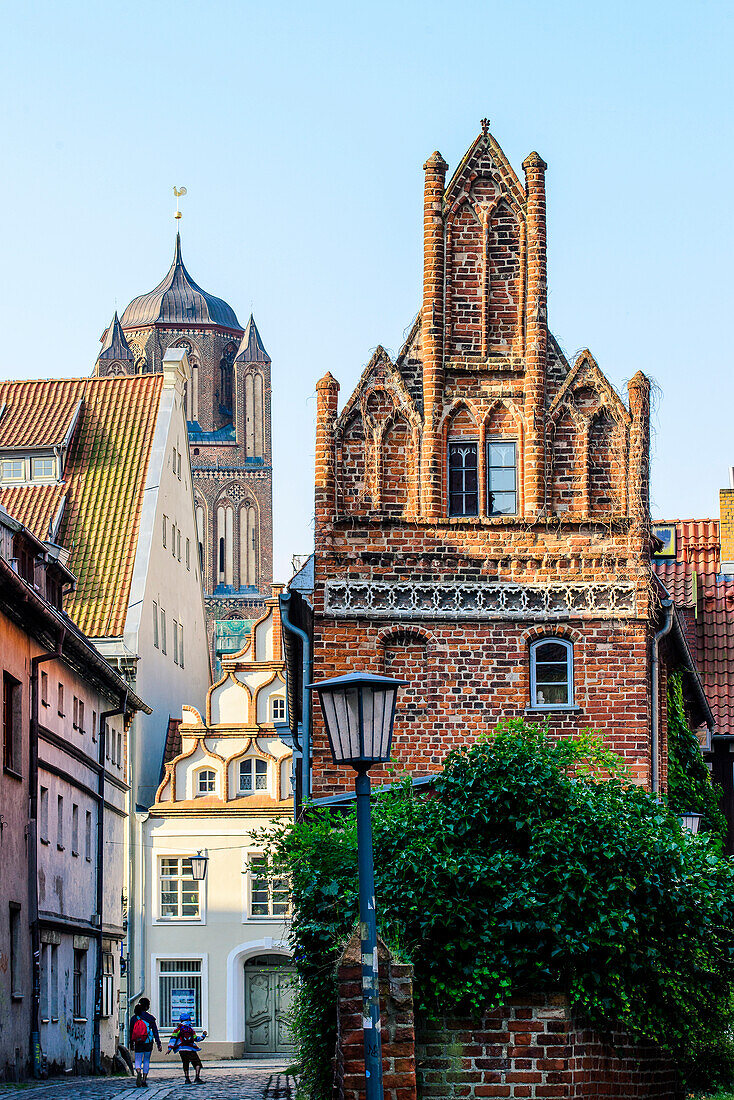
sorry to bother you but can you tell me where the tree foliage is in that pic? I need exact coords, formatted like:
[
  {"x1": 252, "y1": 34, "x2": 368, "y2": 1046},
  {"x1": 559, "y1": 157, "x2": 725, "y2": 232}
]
[
  {"x1": 269, "y1": 722, "x2": 734, "y2": 1099},
  {"x1": 666, "y1": 668, "x2": 726, "y2": 842}
]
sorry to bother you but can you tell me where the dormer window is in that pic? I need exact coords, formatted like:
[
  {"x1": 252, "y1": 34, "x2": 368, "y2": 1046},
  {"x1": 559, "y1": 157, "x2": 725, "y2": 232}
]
[
  {"x1": 196, "y1": 769, "x2": 216, "y2": 796},
  {"x1": 32, "y1": 456, "x2": 56, "y2": 481},
  {"x1": 239, "y1": 758, "x2": 268, "y2": 795},
  {"x1": 2, "y1": 459, "x2": 25, "y2": 482}
]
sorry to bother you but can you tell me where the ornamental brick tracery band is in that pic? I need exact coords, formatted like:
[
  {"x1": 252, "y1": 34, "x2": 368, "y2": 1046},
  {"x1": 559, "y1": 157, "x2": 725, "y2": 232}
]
[{"x1": 325, "y1": 579, "x2": 636, "y2": 619}]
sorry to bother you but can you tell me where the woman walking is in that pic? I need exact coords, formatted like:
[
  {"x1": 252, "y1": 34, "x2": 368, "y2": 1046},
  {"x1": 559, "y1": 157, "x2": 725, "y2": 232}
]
[{"x1": 130, "y1": 998, "x2": 162, "y2": 1087}]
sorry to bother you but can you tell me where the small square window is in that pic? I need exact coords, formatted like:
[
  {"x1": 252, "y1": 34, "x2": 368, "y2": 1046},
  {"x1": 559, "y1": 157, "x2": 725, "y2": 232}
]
[
  {"x1": 32, "y1": 457, "x2": 56, "y2": 480},
  {"x1": 197, "y1": 769, "x2": 216, "y2": 795}
]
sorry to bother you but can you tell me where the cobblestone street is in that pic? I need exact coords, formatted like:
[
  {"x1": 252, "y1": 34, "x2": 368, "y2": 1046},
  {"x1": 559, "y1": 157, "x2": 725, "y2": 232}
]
[{"x1": 0, "y1": 1063, "x2": 294, "y2": 1100}]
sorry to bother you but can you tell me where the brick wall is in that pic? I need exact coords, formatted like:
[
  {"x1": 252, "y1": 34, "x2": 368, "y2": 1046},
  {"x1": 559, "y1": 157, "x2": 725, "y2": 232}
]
[
  {"x1": 720, "y1": 488, "x2": 734, "y2": 567},
  {"x1": 335, "y1": 933, "x2": 417, "y2": 1100},
  {"x1": 334, "y1": 940, "x2": 677, "y2": 1100},
  {"x1": 415, "y1": 1000, "x2": 677, "y2": 1100}
]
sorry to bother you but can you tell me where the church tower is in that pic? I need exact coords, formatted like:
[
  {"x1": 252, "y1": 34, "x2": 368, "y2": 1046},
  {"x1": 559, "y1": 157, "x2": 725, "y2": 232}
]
[{"x1": 95, "y1": 233, "x2": 273, "y2": 665}]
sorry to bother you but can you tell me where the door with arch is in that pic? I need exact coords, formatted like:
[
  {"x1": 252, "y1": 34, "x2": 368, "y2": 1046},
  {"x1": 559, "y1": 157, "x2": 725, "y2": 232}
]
[{"x1": 244, "y1": 954, "x2": 296, "y2": 1054}]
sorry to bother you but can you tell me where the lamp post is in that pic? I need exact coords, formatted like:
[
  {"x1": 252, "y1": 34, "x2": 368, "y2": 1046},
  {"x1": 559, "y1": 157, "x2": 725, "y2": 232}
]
[
  {"x1": 308, "y1": 672, "x2": 406, "y2": 1100},
  {"x1": 190, "y1": 851, "x2": 209, "y2": 880}
]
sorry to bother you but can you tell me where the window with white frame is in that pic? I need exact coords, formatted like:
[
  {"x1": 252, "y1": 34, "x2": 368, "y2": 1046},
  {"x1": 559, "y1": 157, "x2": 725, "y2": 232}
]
[
  {"x1": 32, "y1": 456, "x2": 56, "y2": 480},
  {"x1": 271, "y1": 696, "x2": 286, "y2": 722},
  {"x1": 157, "y1": 959, "x2": 202, "y2": 1028},
  {"x1": 1, "y1": 459, "x2": 26, "y2": 482},
  {"x1": 101, "y1": 953, "x2": 114, "y2": 1017},
  {"x1": 529, "y1": 638, "x2": 574, "y2": 709},
  {"x1": 159, "y1": 857, "x2": 201, "y2": 920},
  {"x1": 239, "y1": 757, "x2": 268, "y2": 795},
  {"x1": 248, "y1": 855, "x2": 290, "y2": 918},
  {"x1": 196, "y1": 769, "x2": 216, "y2": 796}
]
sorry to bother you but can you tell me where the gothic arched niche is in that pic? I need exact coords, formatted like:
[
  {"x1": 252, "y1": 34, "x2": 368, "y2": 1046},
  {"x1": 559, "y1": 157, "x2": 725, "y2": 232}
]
[
  {"x1": 172, "y1": 338, "x2": 199, "y2": 422},
  {"x1": 488, "y1": 200, "x2": 520, "y2": 349},
  {"x1": 337, "y1": 415, "x2": 367, "y2": 514},
  {"x1": 551, "y1": 409, "x2": 583, "y2": 515},
  {"x1": 381, "y1": 416, "x2": 411, "y2": 518},
  {"x1": 449, "y1": 202, "x2": 482, "y2": 354},
  {"x1": 219, "y1": 342, "x2": 236, "y2": 416},
  {"x1": 588, "y1": 408, "x2": 619, "y2": 513}
]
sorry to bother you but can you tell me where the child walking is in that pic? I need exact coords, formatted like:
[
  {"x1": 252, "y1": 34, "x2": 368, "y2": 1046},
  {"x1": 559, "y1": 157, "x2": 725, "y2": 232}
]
[
  {"x1": 166, "y1": 1012, "x2": 208, "y2": 1084},
  {"x1": 130, "y1": 999, "x2": 161, "y2": 1087}
]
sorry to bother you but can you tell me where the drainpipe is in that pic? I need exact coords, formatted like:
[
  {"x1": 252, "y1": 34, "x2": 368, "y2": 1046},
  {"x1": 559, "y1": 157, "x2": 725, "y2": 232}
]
[
  {"x1": 280, "y1": 591, "x2": 311, "y2": 814},
  {"x1": 651, "y1": 599, "x2": 673, "y2": 795},
  {"x1": 29, "y1": 634, "x2": 65, "y2": 1078},
  {"x1": 93, "y1": 695, "x2": 127, "y2": 1074}
]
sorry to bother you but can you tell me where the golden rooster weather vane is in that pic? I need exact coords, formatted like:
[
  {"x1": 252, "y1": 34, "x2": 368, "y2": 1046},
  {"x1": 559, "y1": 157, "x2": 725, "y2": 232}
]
[{"x1": 173, "y1": 186, "x2": 187, "y2": 222}]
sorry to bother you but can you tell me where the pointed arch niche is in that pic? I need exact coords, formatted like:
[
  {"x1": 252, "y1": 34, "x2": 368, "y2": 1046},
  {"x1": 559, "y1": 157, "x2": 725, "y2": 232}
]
[
  {"x1": 239, "y1": 501, "x2": 258, "y2": 589},
  {"x1": 216, "y1": 500, "x2": 234, "y2": 587},
  {"x1": 172, "y1": 338, "x2": 199, "y2": 422}
]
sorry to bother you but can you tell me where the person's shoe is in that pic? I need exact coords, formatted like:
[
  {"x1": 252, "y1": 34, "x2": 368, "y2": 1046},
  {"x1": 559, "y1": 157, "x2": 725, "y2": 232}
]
[
  {"x1": 184, "y1": 1078, "x2": 192, "y2": 1084},
  {"x1": 136, "y1": 1071, "x2": 142, "y2": 1087}
]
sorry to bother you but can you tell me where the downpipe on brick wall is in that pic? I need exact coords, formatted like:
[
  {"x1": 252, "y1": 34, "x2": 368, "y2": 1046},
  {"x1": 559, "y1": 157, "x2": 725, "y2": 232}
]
[
  {"x1": 651, "y1": 600, "x2": 673, "y2": 795},
  {"x1": 280, "y1": 591, "x2": 311, "y2": 815}
]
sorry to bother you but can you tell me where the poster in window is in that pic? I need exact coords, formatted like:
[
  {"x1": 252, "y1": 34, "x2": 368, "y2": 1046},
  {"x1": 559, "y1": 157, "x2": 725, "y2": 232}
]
[{"x1": 171, "y1": 988, "x2": 197, "y2": 1023}]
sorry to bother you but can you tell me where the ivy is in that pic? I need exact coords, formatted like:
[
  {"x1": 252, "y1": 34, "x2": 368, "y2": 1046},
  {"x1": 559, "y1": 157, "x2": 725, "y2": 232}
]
[
  {"x1": 666, "y1": 668, "x2": 726, "y2": 843},
  {"x1": 267, "y1": 722, "x2": 734, "y2": 1100}
]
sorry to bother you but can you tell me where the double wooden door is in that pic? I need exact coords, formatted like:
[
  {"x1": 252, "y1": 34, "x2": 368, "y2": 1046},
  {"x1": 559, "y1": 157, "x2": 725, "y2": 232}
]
[{"x1": 245, "y1": 965, "x2": 296, "y2": 1054}]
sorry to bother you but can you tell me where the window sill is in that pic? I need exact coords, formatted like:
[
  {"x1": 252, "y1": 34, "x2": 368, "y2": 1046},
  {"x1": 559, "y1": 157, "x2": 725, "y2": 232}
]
[
  {"x1": 51, "y1": 1017, "x2": 59, "y2": 1023},
  {"x1": 3, "y1": 766, "x2": 22, "y2": 781},
  {"x1": 11, "y1": 993, "x2": 23, "y2": 1002},
  {"x1": 72, "y1": 1017, "x2": 87, "y2": 1024},
  {"x1": 41, "y1": 1018, "x2": 50, "y2": 1025},
  {"x1": 523, "y1": 706, "x2": 582, "y2": 715}
]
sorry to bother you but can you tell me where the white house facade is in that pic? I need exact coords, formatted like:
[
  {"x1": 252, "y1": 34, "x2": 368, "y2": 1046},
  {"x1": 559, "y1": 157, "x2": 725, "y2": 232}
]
[{"x1": 141, "y1": 588, "x2": 295, "y2": 1058}]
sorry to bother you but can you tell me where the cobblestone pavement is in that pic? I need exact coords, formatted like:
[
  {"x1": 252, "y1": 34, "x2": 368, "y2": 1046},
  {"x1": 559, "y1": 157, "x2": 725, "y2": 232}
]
[{"x1": 0, "y1": 1062, "x2": 294, "y2": 1100}]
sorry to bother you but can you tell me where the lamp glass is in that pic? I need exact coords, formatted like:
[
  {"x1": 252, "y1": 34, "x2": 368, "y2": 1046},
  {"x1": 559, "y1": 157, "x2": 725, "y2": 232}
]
[
  {"x1": 310, "y1": 672, "x2": 406, "y2": 767},
  {"x1": 190, "y1": 852, "x2": 208, "y2": 880},
  {"x1": 680, "y1": 812, "x2": 702, "y2": 835}
]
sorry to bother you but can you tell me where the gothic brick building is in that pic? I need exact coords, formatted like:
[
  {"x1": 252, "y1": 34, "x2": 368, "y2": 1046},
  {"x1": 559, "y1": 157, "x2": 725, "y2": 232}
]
[
  {"x1": 94, "y1": 235, "x2": 273, "y2": 660},
  {"x1": 309, "y1": 123, "x2": 705, "y2": 799}
]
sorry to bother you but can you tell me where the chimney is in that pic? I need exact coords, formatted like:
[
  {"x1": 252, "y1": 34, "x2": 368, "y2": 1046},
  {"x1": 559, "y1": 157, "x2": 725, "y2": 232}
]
[
  {"x1": 720, "y1": 477, "x2": 734, "y2": 574},
  {"x1": 315, "y1": 373, "x2": 339, "y2": 530},
  {"x1": 162, "y1": 347, "x2": 190, "y2": 397},
  {"x1": 421, "y1": 151, "x2": 449, "y2": 518},
  {"x1": 522, "y1": 151, "x2": 548, "y2": 516}
]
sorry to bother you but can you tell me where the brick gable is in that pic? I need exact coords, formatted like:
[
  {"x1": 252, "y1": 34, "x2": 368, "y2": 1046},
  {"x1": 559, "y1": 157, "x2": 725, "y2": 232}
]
[{"x1": 310, "y1": 125, "x2": 667, "y2": 799}]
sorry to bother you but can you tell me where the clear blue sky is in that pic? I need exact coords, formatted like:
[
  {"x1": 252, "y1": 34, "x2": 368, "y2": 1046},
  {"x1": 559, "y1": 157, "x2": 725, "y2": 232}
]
[{"x1": 1, "y1": 0, "x2": 732, "y2": 580}]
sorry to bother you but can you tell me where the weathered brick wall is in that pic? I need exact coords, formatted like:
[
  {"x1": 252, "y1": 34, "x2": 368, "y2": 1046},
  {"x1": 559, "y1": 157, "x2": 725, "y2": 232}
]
[
  {"x1": 335, "y1": 934, "x2": 417, "y2": 1100},
  {"x1": 334, "y1": 944, "x2": 677, "y2": 1100},
  {"x1": 415, "y1": 1000, "x2": 678, "y2": 1100}
]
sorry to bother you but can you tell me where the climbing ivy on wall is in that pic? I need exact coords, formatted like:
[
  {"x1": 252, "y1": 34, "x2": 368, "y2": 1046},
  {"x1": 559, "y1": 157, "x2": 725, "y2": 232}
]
[
  {"x1": 268, "y1": 722, "x2": 734, "y2": 1100},
  {"x1": 666, "y1": 668, "x2": 726, "y2": 842}
]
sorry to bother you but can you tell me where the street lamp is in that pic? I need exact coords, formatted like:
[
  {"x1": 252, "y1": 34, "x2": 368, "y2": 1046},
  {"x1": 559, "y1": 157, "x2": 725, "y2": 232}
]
[
  {"x1": 308, "y1": 672, "x2": 406, "y2": 1100},
  {"x1": 679, "y1": 812, "x2": 703, "y2": 835},
  {"x1": 190, "y1": 851, "x2": 209, "y2": 880}
]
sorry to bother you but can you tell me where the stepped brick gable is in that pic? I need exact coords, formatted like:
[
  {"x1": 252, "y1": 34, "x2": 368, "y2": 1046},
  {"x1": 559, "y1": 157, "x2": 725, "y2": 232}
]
[{"x1": 310, "y1": 124, "x2": 675, "y2": 798}]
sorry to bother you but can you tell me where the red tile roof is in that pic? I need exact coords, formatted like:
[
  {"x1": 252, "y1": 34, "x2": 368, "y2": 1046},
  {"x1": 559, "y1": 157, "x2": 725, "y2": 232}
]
[
  {"x1": 0, "y1": 374, "x2": 164, "y2": 638},
  {"x1": 653, "y1": 519, "x2": 734, "y2": 736},
  {"x1": 0, "y1": 379, "x2": 84, "y2": 448}
]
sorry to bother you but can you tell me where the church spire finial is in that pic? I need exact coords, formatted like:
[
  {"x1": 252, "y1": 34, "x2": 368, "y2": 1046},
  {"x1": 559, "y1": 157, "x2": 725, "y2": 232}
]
[
  {"x1": 173, "y1": 185, "x2": 187, "y2": 224},
  {"x1": 481, "y1": 118, "x2": 490, "y2": 136}
]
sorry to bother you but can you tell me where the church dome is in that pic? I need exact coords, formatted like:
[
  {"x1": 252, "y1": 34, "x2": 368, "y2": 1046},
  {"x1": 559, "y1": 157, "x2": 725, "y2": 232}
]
[{"x1": 120, "y1": 234, "x2": 241, "y2": 330}]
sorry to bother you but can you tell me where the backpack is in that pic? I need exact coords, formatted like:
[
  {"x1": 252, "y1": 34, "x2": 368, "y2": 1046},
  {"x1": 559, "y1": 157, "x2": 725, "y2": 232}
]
[
  {"x1": 131, "y1": 1017, "x2": 152, "y2": 1044},
  {"x1": 176, "y1": 1025, "x2": 195, "y2": 1046}
]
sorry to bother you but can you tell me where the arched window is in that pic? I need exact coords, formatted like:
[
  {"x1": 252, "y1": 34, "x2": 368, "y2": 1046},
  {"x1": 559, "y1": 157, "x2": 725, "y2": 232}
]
[
  {"x1": 529, "y1": 638, "x2": 574, "y2": 709},
  {"x1": 239, "y1": 503, "x2": 257, "y2": 588},
  {"x1": 239, "y1": 758, "x2": 268, "y2": 795},
  {"x1": 195, "y1": 504, "x2": 205, "y2": 573},
  {"x1": 196, "y1": 769, "x2": 216, "y2": 796}
]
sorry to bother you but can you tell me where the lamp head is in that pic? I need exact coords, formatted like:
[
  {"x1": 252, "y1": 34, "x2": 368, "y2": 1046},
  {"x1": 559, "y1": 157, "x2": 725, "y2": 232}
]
[{"x1": 307, "y1": 671, "x2": 406, "y2": 769}]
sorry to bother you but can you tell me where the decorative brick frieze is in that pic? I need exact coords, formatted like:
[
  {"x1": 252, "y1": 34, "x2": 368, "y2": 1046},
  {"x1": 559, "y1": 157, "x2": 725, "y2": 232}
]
[{"x1": 325, "y1": 579, "x2": 637, "y2": 619}]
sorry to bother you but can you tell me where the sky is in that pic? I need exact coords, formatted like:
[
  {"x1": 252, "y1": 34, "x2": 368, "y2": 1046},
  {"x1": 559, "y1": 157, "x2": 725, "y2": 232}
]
[{"x1": 1, "y1": 0, "x2": 732, "y2": 581}]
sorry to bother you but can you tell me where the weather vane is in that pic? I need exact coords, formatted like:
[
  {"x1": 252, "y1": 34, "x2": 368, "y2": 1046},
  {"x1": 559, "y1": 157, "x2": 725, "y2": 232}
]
[{"x1": 173, "y1": 186, "x2": 187, "y2": 222}]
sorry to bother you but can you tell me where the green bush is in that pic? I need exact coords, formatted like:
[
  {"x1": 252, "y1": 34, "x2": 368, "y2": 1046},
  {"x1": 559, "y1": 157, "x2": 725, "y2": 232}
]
[{"x1": 268, "y1": 722, "x2": 734, "y2": 1100}]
